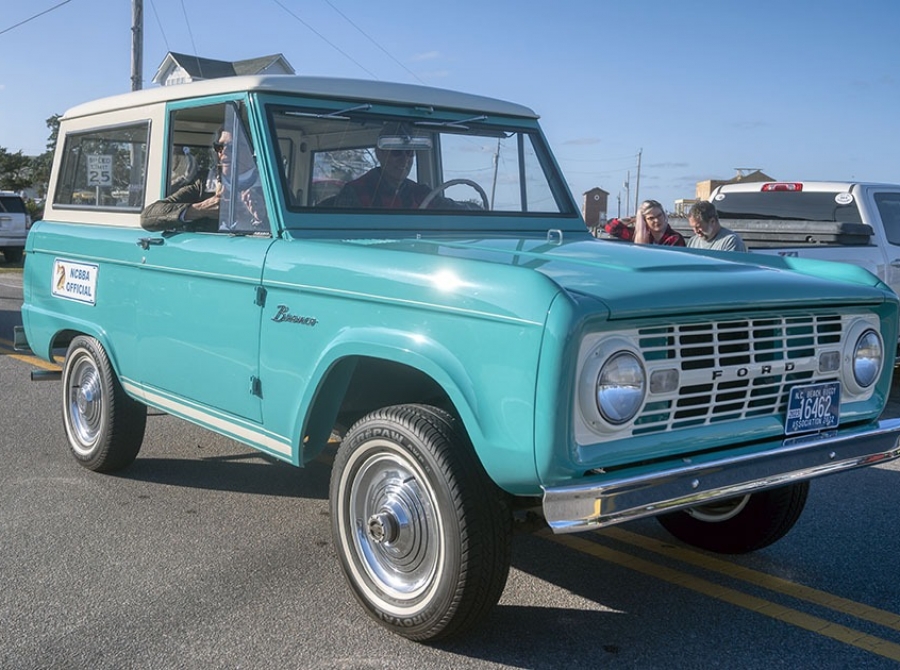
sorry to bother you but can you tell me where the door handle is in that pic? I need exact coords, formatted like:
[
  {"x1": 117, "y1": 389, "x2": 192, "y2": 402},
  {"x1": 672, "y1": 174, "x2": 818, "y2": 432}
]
[
  {"x1": 137, "y1": 237, "x2": 165, "y2": 250},
  {"x1": 890, "y1": 259, "x2": 900, "y2": 268}
]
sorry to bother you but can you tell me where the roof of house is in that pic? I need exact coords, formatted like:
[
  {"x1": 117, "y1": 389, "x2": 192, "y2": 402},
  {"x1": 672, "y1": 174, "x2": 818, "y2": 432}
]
[{"x1": 151, "y1": 52, "x2": 294, "y2": 85}]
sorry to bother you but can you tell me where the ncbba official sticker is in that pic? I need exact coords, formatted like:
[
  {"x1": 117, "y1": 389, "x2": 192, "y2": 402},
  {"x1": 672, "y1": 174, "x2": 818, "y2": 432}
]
[{"x1": 51, "y1": 259, "x2": 98, "y2": 305}]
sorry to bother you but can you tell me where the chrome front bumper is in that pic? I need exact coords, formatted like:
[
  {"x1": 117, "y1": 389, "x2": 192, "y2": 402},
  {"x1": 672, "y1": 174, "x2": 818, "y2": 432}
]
[{"x1": 542, "y1": 418, "x2": 900, "y2": 534}]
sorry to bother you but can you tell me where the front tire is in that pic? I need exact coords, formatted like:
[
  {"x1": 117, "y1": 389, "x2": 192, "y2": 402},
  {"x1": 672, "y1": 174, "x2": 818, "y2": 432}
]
[
  {"x1": 330, "y1": 404, "x2": 512, "y2": 641},
  {"x1": 62, "y1": 336, "x2": 146, "y2": 472},
  {"x1": 656, "y1": 482, "x2": 809, "y2": 554}
]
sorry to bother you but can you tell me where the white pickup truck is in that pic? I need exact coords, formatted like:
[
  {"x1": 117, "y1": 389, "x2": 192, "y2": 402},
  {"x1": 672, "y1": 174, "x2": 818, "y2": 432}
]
[{"x1": 694, "y1": 181, "x2": 900, "y2": 298}]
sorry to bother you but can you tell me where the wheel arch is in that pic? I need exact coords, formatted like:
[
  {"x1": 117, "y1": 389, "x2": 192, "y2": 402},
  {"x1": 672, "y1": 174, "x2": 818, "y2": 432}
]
[
  {"x1": 297, "y1": 336, "x2": 481, "y2": 461},
  {"x1": 291, "y1": 330, "x2": 534, "y2": 488}
]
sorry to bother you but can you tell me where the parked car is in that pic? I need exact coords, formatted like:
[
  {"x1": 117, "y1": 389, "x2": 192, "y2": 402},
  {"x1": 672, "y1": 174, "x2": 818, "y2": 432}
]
[
  {"x1": 0, "y1": 190, "x2": 30, "y2": 263},
  {"x1": 15, "y1": 75, "x2": 900, "y2": 642}
]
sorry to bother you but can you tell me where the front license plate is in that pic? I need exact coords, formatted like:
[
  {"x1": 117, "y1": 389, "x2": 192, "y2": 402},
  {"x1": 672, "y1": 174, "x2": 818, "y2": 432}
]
[{"x1": 785, "y1": 382, "x2": 840, "y2": 436}]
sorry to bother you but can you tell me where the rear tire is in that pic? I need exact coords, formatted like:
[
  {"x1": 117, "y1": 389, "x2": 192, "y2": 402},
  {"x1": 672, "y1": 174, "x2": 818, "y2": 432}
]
[
  {"x1": 330, "y1": 404, "x2": 512, "y2": 641},
  {"x1": 62, "y1": 336, "x2": 146, "y2": 472},
  {"x1": 656, "y1": 482, "x2": 809, "y2": 554},
  {"x1": 2, "y1": 247, "x2": 23, "y2": 264}
]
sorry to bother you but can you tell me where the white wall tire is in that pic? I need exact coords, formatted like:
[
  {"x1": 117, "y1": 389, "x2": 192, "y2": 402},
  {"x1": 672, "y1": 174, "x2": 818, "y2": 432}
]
[
  {"x1": 657, "y1": 482, "x2": 810, "y2": 554},
  {"x1": 330, "y1": 404, "x2": 511, "y2": 641},
  {"x1": 62, "y1": 336, "x2": 146, "y2": 472}
]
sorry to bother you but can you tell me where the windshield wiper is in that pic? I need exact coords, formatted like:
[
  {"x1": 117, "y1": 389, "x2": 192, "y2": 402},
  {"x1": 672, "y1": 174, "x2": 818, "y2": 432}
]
[
  {"x1": 414, "y1": 115, "x2": 488, "y2": 130},
  {"x1": 283, "y1": 103, "x2": 373, "y2": 120}
]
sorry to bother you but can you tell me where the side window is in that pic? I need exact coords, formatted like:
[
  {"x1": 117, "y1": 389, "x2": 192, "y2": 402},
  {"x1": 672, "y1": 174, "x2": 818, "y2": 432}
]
[
  {"x1": 54, "y1": 122, "x2": 149, "y2": 210},
  {"x1": 166, "y1": 102, "x2": 269, "y2": 233},
  {"x1": 166, "y1": 106, "x2": 222, "y2": 197},
  {"x1": 875, "y1": 193, "x2": 900, "y2": 245}
]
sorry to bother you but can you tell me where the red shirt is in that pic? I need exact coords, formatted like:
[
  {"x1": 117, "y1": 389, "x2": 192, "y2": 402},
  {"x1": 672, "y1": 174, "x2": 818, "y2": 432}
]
[{"x1": 605, "y1": 219, "x2": 685, "y2": 247}]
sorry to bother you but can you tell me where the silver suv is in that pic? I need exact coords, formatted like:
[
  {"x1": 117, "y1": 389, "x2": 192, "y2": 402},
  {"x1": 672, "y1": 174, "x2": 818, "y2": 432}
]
[{"x1": 0, "y1": 191, "x2": 30, "y2": 263}]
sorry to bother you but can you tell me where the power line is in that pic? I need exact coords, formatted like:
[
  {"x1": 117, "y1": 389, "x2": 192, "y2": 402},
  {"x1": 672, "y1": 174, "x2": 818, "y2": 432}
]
[
  {"x1": 0, "y1": 0, "x2": 74, "y2": 37},
  {"x1": 271, "y1": 0, "x2": 378, "y2": 79},
  {"x1": 179, "y1": 0, "x2": 202, "y2": 77},
  {"x1": 321, "y1": 0, "x2": 424, "y2": 84},
  {"x1": 148, "y1": 0, "x2": 170, "y2": 52}
]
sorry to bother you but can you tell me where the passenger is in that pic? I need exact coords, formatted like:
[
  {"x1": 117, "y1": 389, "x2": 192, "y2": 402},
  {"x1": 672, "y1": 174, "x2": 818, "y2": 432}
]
[
  {"x1": 687, "y1": 201, "x2": 747, "y2": 251},
  {"x1": 331, "y1": 122, "x2": 433, "y2": 209},
  {"x1": 633, "y1": 200, "x2": 686, "y2": 246},
  {"x1": 141, "y1": 128, "x2": 267, "y2": 232}
]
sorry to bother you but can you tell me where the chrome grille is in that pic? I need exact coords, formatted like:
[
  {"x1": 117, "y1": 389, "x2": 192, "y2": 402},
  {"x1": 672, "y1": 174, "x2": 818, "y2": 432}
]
[{"x1": 632, "y1": 313, "x2": 844, "y2": 434}]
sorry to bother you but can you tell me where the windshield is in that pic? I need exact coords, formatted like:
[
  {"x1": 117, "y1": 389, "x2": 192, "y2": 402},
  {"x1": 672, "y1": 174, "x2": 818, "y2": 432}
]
[{"x1": 267, "y1": 101, "x2": 576, "y2": 229}]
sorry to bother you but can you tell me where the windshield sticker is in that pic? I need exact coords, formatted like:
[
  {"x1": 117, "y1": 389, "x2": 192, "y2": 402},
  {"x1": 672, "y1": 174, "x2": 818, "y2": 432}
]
[
  {"x1": 835, "y1": 193, "x2": 854, "y2": 205},
  {"x1": 713, "y1": 193, "x2": 725, "y2": 201},
  {"x1": 52, "y1": 259, "x2": 98, "y2": 305}
]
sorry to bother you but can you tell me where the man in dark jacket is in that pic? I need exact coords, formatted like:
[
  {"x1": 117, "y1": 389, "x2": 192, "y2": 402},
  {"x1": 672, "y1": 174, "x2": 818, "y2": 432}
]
[{"x1": 141, "y1": 128, "x2": 267, "y2": 232}]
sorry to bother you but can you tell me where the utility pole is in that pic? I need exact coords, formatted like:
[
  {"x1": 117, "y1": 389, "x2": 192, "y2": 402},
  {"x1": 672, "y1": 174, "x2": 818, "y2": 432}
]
[
  {"x1": 624, "y1": 171, "x2": 630, "y2": 217},
  {"x1": 634, "y1": 148, "x2": 642, "y2": 214},
  {"x1": 131, "y1": 0, "x2": 143, "y2": 91}
]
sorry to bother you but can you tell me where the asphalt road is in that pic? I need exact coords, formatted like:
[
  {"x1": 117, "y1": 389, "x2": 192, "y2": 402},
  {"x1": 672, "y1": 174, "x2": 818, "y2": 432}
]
[{"x1": 1, "y1": 268, "x2": 899, "y2": 669}]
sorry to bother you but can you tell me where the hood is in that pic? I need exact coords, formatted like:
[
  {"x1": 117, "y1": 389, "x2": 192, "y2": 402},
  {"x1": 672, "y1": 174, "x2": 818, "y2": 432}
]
[{"x1": 355, "y1": 235, "x2": 888, "y2": 320}]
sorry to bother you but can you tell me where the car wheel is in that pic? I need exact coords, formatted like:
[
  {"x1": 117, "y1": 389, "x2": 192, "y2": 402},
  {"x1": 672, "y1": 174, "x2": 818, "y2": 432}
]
[
  {"x1": 656, "y1": 482, "x2": 809, "y2": 554},
  {"x1": 62, "y1": 335, "x2": 146, "y2": 472},
  {"x1": 330, "y1": 404, "x2": 512, "y2": 641},
  {"x1": 2, "y1": 247, "x2": 23, "y2": 264}
]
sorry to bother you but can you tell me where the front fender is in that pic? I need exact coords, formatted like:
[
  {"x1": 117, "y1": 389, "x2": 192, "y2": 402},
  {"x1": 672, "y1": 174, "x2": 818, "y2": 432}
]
[{"x1": 277, "y1": 325, "x2": 543, "y2": 491}]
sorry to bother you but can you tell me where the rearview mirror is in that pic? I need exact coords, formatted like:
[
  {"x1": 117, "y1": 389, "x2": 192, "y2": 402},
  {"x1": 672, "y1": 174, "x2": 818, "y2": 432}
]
[{"x1": 377, "y1": 135, "x2": 433, "y2": 151}]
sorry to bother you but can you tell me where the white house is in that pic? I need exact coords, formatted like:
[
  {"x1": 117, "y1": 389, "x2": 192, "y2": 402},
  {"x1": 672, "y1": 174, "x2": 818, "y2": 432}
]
[{"x1": 151, "y1": 52, "x2": 295, "y2": 87}]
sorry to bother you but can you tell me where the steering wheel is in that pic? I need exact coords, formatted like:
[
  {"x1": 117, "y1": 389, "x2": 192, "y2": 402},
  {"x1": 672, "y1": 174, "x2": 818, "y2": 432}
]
[{"x1": 419, "y1": 179, "x2": 490, "y2": 210}]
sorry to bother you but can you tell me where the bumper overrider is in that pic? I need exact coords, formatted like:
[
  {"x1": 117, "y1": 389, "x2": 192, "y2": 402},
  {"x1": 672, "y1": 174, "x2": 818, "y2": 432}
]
[{"x1": 542, "y1": 418, "x2": 900, "y2": 534}]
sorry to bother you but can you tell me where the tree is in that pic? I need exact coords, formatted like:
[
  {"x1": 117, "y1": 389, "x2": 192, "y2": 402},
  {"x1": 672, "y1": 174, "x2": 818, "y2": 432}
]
[
  {"x1": 0, "y1": 148, "x2": 33, "y2": 192},
  {"x1": 0, "y1": 114, "x2": 61, "y2": 196},
  {"x1": 29, "y1": 115, "x2": 62, "y2": 197}
]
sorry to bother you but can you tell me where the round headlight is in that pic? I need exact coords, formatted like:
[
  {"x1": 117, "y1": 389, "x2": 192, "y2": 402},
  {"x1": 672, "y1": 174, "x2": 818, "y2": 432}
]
[
  {"x1": 853, "y1": 329, "x2": 883, "y2": 388},
  {"x1": 596, "y1": 352, "x2": 646, "y2": 424}
]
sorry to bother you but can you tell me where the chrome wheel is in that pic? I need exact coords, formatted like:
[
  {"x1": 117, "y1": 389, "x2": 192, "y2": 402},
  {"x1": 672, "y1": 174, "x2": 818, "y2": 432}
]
[
  {"x1": 66, "y1": 352, "x2": 105, "y2": 455},
  {"x1": 347, "y1": 445, "x2": 442, "y2": 602}
]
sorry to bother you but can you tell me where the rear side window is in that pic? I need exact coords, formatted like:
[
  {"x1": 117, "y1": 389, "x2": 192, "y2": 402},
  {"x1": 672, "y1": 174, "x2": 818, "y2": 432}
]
[
  {"x1": 875, "y1": 193, "x2": 900, "y2": 245},
  {"x1": 54, "y1": 122, "x2": 150, "y2": 211},
  {"x1": 0, "y1": 195, "x2": 26, "y2": 214}
]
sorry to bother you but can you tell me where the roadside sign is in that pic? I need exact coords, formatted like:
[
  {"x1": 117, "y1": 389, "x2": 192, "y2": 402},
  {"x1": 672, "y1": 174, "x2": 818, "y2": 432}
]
[{"x1": 87, "y1": 155, "x2": 113, "y2": 187}]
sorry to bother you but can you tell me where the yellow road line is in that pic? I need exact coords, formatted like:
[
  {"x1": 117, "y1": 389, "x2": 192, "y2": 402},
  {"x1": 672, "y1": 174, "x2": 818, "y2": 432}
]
[
  {"x1": 602, "y1": 526, "x2": 900, "y2": 632},
  {"x1": 538, "y1": 529, "x2": 900, "y2": 663},
  {"x1": 0, "y1": 339, "x2": 61, "y2": 371}
]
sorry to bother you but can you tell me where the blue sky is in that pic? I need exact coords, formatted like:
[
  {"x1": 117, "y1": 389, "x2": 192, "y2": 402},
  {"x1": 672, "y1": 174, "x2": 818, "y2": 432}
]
[{"x1": 1, "y1": 0, "x2": 897, "y2": 214}]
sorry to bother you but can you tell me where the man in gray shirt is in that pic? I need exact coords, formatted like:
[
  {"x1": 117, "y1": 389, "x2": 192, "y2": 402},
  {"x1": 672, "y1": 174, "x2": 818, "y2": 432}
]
[{"x1": 687, "y1": 201, "x2": 747, "y2": 251}]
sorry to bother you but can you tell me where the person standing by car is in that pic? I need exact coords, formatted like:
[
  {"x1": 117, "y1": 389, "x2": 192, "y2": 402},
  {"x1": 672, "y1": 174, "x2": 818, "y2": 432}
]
[
  {"x1": 604, "y1": 202, "x2": 685, "y2": 246},
  {"x1": 632, "y1": 199, "x2": 686, "y2": 246},
  {"x1": 687, "y1": 200, "x2": 747, "y2": 251}
]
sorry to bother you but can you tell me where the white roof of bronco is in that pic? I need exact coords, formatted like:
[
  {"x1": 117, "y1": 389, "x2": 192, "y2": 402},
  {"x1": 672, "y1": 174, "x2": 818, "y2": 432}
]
[{"x1": 63, "y1": 75, "x2": 539, "y2": 121}]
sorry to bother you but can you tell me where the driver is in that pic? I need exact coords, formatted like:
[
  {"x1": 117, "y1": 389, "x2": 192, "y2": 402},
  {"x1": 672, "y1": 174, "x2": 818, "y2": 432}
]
[{"x1": 331, "y1": 122, "x2": 434, "y2": 209}]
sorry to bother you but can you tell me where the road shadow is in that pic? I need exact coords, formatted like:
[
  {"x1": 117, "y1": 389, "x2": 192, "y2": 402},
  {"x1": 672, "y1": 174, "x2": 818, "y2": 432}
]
[
  {"x1": 120, "y1": 449, "x2": 332, "y2": 501},
  {"x1": 433, "y1": 465, "x2": 900, "y2": 668}
]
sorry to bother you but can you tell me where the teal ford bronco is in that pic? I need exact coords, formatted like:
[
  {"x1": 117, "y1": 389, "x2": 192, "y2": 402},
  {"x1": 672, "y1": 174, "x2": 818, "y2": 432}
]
[{"x1": 16, "y1": 75, "x2": 900, "y2": 641}]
